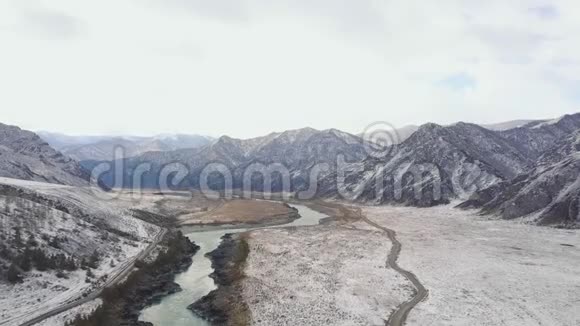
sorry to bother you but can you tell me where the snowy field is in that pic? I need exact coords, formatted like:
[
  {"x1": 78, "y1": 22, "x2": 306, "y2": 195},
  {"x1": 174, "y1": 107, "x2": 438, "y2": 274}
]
[
  {"x1": 242, "y1": 225, "x2": 413, "y2": 326},
  {"x1": 362, "y1": 205, "x2": 580, "y2": 326}
]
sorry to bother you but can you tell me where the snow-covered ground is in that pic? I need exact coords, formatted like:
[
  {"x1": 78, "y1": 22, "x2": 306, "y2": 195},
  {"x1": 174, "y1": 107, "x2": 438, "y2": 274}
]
[
  {"x1": 242, "y1": 225, "x2": 413, "y2": 325},
  {"x1": 34, "y1": 299, "x2": 101, "y2": 326},
  {"x1": 362, "y1": 205, "x2": 580, "y2": 326},
  {"x1": 0, "y1": 177, "x2": 160, "y2": 326}
]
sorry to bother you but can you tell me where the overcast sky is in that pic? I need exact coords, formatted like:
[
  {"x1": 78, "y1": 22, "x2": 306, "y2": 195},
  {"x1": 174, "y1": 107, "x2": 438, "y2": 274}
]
[{"x1": 1, "y1": 0, "x2": 579, "y2": 138}]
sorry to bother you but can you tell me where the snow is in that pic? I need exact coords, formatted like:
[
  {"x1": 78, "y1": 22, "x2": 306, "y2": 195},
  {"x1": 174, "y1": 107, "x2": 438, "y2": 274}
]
[
  {"x1": 0, "y1": 193, "x2": 146, "y2": 325},
  {"x1": 0, "y1": 178, "x2": 160, "y2": 326},
  {"x1": 481, "y1": 120, "x2": 539, "y2": 131},
  {"x1": 532, "y1": 116, "x2": 565, "y2": 129},
  {"x1": 0, "y1": 177, "x2": 160, "y2": 240},
  {"x1": 242, "y1": 225, "x2": 412, "y2": 325},
  {"x1": 362, "y1": 205, "x2": 580, "y2": 326},
  {"x1": 36, "y1": 299, "x2": 102, "y2": 326}
]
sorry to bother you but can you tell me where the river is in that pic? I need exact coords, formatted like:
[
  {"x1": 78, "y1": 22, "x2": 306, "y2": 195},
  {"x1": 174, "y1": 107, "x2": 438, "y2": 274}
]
[{"x1": 139, "y1": 204, "x2": 327, "y2": 326}]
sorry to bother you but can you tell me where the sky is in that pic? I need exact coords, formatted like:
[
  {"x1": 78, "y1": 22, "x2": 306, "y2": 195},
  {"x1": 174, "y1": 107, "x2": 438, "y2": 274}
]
[{"x1": 1, "y1": 0, "x2": 579, "y2": 139}]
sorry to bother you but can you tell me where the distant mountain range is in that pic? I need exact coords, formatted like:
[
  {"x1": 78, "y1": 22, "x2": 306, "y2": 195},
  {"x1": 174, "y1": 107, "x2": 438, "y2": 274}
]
[
  {"x1": 386, "y1": 119, "x2": 543, "y2": 145},
  {"x1": 1, "y1": 113, "x2": 578, "y2": 226},
  {"x1": 38, "y1": 132, "x2": 213, "y2": 161},
  {"x1": 93, "y1": 127, "x2": 368, "y2": 191}
]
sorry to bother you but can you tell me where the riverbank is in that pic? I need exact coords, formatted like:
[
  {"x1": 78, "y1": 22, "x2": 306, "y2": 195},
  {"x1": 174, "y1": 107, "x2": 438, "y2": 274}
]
[
  {"x1": 188, "y1": 233, "x2": 251, "y2": 325},
  {"x1": 187, "y1": 202, "x2": 365, "y2": 326},
  {"x1": 67, "y1": 231, "x2": 199, "y2": 326},
  {"x1": 178, "y1": 200, "x2": 300, "y2": 226}
]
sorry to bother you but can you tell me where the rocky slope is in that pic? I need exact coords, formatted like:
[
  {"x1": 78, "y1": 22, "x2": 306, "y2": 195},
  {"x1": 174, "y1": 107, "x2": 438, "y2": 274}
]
[
  {"x1": 0, "y1": 123, "x2": 90, "y2": 186},
  {"x1": 459, "y1": 132, "x2": 580, "y2": 226},
  {"x1": 319, "y1": 122, "x2": 534, "y2": 206},
  {"x1": 500, "y1": 113, "x2": 580, "y2": 159}
]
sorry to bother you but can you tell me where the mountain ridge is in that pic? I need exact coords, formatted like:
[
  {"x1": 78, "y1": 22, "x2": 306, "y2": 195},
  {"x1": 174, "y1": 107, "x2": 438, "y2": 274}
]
[{"x1": 0, "y1": 123, "x2": 90, "y2": 187}]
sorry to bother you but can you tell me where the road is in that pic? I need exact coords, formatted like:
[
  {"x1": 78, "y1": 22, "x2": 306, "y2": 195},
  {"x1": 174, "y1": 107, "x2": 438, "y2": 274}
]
[
  {"x1": 362, "y1": 215, "x2": 429, "y2": 326},
  {"x1": 0, "y1": 228, "x2": 167, "y2": 326}
]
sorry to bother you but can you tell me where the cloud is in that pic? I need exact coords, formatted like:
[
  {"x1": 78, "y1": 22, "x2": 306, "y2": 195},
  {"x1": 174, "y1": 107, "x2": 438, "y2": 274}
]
[
  {"x1": 20, "y1": 9, "x2": 82, "y2": 39},
  {"x1": 528, "y1": 5, "x2": 559, "y2": 20},
  {"x1": 473, "y1": 26, "x2": 553, "y2": 64},
  {"x1": 0, "y1": 0, "x2": 579, "y2": 138},
  {"x1": 0, "y1": 0, "x2": 84, "y2": 41},
  {"x1": 145, "y1": 0, "x2": 250, "y2": 22}
]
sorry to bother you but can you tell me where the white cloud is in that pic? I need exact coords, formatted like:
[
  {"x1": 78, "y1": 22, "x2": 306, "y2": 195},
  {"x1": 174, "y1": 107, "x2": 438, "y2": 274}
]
[{"x1": 0, "y1": 0, "x2": 578, "y2": 138}]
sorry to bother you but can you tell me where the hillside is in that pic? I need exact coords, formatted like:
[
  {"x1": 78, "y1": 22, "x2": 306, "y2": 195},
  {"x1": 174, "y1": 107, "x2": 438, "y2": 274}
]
[
  {"x1": 0, "y1": 177, "x2": 160, "y2": 324},
  {"x1": 0, "y1": 123, "x2": 90, "y2": 187},
  {"x1": 460, "y1": 132, "x2": 580, "y2": 226},
  {"x1": 319, "y1": 122, "x2": 534, "y2": 206},
  {"x1": 500, "y1": 113, "x2": 580, "y2": 159}
]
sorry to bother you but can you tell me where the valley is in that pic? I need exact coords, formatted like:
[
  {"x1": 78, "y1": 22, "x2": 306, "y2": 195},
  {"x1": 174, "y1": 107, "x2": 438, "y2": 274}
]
[
  {"x1": 3, "y1": 2, "x2": 580, "y2": 324},
  {"x1": 0, "y1": 113, "x2": 578, "y2": 326}
]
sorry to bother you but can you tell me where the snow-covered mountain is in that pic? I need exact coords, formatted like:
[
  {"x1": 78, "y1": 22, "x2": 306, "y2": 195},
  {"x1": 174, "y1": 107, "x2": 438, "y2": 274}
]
[
  {"x1": 459, "y1": 132, "x2": 580, "y2": 226},
  {"x1": 39, "y1": 132, "x2": 213, "y2": 161},
  {"x1": 499, "y1": 113, "x2": 580, "y2": 159},
  {"x1": 95, "y1": 128, "x2": 368, "y2": 191},
  {"x1": 364, "y1": 119, "x2": 544, "y2": 145},
  {"x1": 318, "y1": 122, "x2": 534, "y2": 206},
  {"x1": 0, "y1": 123, "x2": 90, "y2": 187},
  {"x1": 92, "y1": 114, "x2": 580, "y2": 210},
  {"x1": 480, "y1": 119, "x2": 541, "y2": 131}
]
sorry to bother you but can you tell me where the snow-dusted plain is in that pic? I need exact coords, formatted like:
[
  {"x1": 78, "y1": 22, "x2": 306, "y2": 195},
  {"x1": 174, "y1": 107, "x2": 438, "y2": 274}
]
[
  {"x1": 362, "y1": 205, "x2": 580, "y2": 326},
  {"x1": 242, "y1": 225, "x2": 413, "y2": 326}
]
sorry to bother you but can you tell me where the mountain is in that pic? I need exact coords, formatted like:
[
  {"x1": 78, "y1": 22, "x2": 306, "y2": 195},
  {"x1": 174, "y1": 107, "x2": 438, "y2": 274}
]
[
  {"x1": 481, "y1": 119, "x2": 541, "y2": 131},
  {"x1": 95, "y1": 128, "x2": 368, "y2": 191},
  {"x1": 60, "y1": 137, "x2": 173, "y2": 162},
  {"x1": 459, "y1": 132, "x2": 580, "y2": 226},
  {"x1": 0, "y1": 123, "x2": 90, "y2": 186},
  {"x1": 36, "y1": 132, "x2": 111, "y2": 150},
  {"x1": 394, "y1": 125, "x2": 420, "y2": 143},
  {"x1": 499, "y1": 113, "x2": 580, "y2": 159},
  {"x1": 38, "y1": 133, "x2": 213, "y2": 161},
  {"x1": 86, "y1": 113, "x2": 580, "y2": 211},
  {"x1": 359, "y1": 119, "x2": 544, "y2": 146},
  {"x1": 319, "y1": 122, "x2": 534, "y2": 206},
  {"x1": 358, "y1": 125, "x2": 419, "y2": 145}
]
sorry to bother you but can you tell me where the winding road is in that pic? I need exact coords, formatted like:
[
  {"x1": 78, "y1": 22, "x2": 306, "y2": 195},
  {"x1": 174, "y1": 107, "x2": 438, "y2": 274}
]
[
  {"x1": 0, "y1": 228, "x2": 167, "y2": 326},
  {"x1": 361, "y1": 214, "x2": 429, "y2": 326}
]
